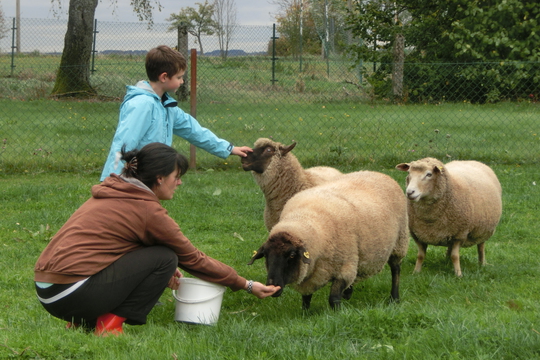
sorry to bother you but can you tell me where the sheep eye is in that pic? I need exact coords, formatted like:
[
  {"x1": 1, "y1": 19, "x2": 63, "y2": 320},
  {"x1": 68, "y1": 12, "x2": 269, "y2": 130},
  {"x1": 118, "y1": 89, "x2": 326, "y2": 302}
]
[
  {"x1": 425, "y1": 172, "x2": 432, "y2": 178},
  {"x1": 289, "y1": 253, "x2": 296, "y2": 259}
]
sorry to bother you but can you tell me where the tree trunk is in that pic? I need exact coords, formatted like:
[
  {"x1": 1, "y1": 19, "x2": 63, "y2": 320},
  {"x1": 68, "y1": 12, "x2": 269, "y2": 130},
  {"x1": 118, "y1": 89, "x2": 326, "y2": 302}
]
[
  {"x1": 51, "y1": 0, "x2": 98, "y2": 97},
  {"x1": 392, "y1": 33, "x2": 405, "y2": 103},
  {"x1": 176, "y1": 23, "x2": 190, "y2": 102}
]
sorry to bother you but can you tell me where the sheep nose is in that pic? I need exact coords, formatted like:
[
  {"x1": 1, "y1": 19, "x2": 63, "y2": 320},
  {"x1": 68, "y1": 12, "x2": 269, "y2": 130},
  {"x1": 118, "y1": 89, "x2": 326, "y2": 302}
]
[{"x1": 407, "y1": 190, "x2": 415, "y2": 197}]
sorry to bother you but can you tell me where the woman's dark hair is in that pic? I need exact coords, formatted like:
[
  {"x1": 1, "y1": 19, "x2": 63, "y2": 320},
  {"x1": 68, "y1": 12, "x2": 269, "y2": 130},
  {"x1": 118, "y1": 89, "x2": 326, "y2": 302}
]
[{"x1": 120, "y1": 143, "x2": 189, "y2": 189}]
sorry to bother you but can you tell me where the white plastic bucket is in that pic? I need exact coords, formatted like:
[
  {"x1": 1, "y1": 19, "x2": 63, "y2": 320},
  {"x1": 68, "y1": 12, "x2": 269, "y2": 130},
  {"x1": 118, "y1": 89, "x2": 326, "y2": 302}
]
[{"x1": 172, "y1": 278, "x2": 226, "y2": 325}]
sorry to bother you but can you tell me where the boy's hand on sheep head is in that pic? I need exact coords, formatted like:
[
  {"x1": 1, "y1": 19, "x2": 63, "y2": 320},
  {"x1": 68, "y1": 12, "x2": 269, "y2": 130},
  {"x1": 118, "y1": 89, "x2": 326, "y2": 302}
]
[{"x1": 231, "y1": 146, "x2": 253, "y2": 158}]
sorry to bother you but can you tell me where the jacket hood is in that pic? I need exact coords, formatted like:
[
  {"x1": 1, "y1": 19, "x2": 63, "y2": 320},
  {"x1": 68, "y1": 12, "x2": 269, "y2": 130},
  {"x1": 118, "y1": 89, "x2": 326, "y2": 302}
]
[
  {"x1": 123, "y1": 80, "x2": 178, "y2": 108},
  {"x1": 92, "y1": 174, "x2": 158, "y2": 202}
]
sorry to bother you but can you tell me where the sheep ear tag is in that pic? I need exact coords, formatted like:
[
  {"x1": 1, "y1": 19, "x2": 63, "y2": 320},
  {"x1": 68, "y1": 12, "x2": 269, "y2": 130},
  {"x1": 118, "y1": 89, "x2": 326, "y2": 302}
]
[{"x1": 301, "y1": 251, "x2": 311, "y2": 264}]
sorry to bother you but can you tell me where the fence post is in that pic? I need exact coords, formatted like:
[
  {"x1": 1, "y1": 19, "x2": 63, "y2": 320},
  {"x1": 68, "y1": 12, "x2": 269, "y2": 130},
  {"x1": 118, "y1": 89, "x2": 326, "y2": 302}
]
[
  {"x1": 189, "y1": 48, "x2": 197, "y2": 170},
  {"x1": 91, "y1": 19, "x2": 98, "y2": 74},
  {"x1": 271, "y1": 23, "x2": 279, "y2": 84},
  {"x1": 10, "y1": 18, "x2": 16, "y2": 77}
]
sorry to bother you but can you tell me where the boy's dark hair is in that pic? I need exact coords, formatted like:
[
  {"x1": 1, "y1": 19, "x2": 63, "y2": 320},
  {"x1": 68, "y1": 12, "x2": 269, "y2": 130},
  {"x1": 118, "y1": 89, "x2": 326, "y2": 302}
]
[
  {"x1": 145, "y1": 45, "x2": 187, "y2": 82},
  {"x1": 120, "y1": 142, "x2": 189, "y2": 189}
]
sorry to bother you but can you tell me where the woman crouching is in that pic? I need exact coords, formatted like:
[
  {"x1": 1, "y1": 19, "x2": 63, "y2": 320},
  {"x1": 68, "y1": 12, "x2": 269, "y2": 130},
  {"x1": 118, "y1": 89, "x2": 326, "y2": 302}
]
[{"x1": 34, "y1": 142, "x2": 279, "y2": 336}]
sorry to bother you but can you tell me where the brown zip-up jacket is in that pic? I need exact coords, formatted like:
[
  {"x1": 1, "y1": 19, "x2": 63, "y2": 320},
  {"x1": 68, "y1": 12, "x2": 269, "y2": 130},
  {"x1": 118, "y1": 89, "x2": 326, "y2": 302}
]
[{"x1": 34, "y1": 174, "x2": 246, "y2": 291}]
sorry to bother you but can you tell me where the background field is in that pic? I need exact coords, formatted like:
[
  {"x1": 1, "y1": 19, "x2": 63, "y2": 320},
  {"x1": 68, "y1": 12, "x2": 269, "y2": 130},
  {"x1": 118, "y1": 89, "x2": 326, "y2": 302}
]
[
  {"x1": 1, "y1": 98, "x2": 539, "y2": 174},
  {"x1": 1, "y1": 52, "x2": 539, "y2": 174}
]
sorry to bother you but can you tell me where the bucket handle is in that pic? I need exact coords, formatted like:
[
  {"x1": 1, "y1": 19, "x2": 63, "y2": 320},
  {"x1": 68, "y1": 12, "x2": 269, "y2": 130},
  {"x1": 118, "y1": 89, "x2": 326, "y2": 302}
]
[{"x1": 172, "y1": 288, "x2": 225, "y2": 304}]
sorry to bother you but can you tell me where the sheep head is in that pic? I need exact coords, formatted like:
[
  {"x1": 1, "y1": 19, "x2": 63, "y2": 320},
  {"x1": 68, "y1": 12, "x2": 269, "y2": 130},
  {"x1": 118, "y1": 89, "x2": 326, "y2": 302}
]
[
  {"x1": 247, "y1": 231, "x2": 310, "y2": 297},
  {"x1": 240, "y1": 138, "x2": 296, "y2": 174},
  {"x1": 396, "y1": 157, "x2": 446, "y2": 202}
]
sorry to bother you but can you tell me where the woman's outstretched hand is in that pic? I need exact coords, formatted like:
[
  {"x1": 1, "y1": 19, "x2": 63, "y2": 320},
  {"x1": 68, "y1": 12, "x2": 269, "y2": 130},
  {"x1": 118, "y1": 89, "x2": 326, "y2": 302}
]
[{"x1": 247, "y1": 280, "x2": 281, "y2": 299}]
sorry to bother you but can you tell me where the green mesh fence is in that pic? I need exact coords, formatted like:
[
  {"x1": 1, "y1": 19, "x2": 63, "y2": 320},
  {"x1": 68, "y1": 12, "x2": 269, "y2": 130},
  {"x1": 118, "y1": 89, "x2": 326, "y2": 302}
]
[{"x1": 0, "y1": 18, "x2": 539, "y2": 174}]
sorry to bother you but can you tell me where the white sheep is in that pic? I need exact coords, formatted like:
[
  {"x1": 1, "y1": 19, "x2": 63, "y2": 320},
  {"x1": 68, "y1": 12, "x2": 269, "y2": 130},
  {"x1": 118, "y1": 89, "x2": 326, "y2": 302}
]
[
  {"x1": 248, "y1": 171, "x2": 409, "y2": 310},
  {"x1": 396, "y1": 157, "x2": 502, "y2": 277},
  {"x1": 241, "y1": 138, "x2": 342, "y2": 231}
]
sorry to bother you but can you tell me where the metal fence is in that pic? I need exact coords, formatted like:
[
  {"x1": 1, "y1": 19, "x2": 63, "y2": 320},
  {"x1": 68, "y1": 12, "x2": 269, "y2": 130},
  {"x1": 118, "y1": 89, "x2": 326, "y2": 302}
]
[{"x1": 0, "y1": 18, "x2": 539, "y2": 174}]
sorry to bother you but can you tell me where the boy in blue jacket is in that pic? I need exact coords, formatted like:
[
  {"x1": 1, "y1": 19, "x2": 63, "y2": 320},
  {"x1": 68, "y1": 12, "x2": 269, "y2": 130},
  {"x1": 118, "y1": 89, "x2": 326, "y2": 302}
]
[{"x1": 100, "y1": 45, "x2": 252, "y2": 181}]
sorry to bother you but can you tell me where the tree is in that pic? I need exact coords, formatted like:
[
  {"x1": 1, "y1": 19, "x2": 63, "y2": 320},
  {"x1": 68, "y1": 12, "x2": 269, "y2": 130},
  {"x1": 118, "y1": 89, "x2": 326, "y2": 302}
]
[
  {"x1": 307, "y1": 0, "x2": 348, "y2": 58},
  {"x1": 345, "y1": 0, "x2": 540, "y2": 102},
  {"x1": 347, "y1": 0, "x2": 540, "y2": 64},
  {"x1": 166, "y1": 1, "x2": 217, "y2": 55},
  {"x1": 0, "y1": 2, "x2": 8, "y2": 43},
  {"x1": 51, "y1": 0, "x2": 161, "y2": 97},
  {"x1": 212, "y1": 0, "x2": 237, "y2": 59},
  {"x1": 273, "y1": 0, "x2": 321, "y2": 58}
]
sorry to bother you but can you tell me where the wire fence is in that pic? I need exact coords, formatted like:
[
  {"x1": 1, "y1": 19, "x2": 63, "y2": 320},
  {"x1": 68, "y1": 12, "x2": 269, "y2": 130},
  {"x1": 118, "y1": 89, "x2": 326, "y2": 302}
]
[{"x1": 0, "y1": 18, "x2": 539, "y2": 174}]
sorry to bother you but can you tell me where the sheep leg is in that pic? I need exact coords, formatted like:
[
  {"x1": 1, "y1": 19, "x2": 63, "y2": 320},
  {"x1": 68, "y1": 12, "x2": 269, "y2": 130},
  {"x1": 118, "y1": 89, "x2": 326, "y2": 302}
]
[
  {"x1": 413, "y1": 240, "x2": 428, "y2": 273},
  {"x1": 477, "y1": 242, "x2": 486, "y2": 265},
  {"x1": 388, "y1": 255, "x2": 401, "y2": 303},
  {"x1": 302, "y1": 294, "x2": 313, "y2": 310},
  {"x1": 343, "y1": 285, "x2": 354, "y2": 300},
  {"x1": 450, "y1": 242, "x2": 463, "y2": 277},
  {"x1": 328, "y1": 279, "x2": 349, "y2": 310}
]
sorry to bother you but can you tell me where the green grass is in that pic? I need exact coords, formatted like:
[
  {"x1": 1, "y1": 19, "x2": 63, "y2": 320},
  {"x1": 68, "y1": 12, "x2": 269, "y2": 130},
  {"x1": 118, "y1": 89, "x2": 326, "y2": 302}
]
[
  {"x1": 1, "y1": 99, "x2": 538, "y2": 174},
  {"x1": 1, "y1": 53, "x2": 540, "y2": 358},
  {"x1": 1, "y1": 53, "x2": 538, "y2": 173},
  {"x1": 1, "y1": 165, "x2": 540, "y2": 359}
]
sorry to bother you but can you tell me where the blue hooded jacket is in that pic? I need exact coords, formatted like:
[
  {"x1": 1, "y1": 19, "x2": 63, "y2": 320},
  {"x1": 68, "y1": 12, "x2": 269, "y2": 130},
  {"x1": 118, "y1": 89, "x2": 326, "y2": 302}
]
[{"x1": 100, "y1": 81, "x2": 233, "y2": 181}]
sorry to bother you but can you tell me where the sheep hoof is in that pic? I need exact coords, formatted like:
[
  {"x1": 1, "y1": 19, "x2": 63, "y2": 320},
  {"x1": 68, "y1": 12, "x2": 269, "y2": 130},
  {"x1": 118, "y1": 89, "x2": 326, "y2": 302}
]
[
  {"x1": 302, "y1": 294, "x2": 313, "y2": 310},
  {"x1": 329, "y1": 300, "x2": 342, "y2": 310},
  {"x1": 342, "y1": 285, "x2": 353, "y2": 300}
]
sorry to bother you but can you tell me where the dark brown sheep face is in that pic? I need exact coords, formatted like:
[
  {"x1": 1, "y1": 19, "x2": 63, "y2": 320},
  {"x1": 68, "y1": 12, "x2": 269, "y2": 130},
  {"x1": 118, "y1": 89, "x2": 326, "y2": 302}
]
[
  {"x1": 240, "y1": 145, "x2": 276, "y2": 173},
  {"x1": 247, "y1": 232, "x2": 310, "y2": 297},
  {"x1": 240, "y1": 141, "x2": 297, "y2": 173}
]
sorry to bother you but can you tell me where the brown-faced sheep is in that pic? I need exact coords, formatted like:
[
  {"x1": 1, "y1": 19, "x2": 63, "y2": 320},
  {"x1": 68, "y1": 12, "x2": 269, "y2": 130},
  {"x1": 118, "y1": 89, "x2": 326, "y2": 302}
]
[
  {"x1": 248, "y1": 171, "x2": 409, "y2": 310},
  {"x1": 396, "y1": 157, "x2": 502, "y2": 277},
  {"x1": 241, "y1": 138, "x2": 342, "y2": 231}
]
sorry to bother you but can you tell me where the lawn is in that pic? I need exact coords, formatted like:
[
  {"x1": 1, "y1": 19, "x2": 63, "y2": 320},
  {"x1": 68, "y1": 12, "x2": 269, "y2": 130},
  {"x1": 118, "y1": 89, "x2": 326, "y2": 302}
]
[
  {"x1": 1, "y1": 53, "x2": 539, "y2": 359},
  {"x1": 1, "y1": 98, "x2": 538, "y2": 174},
  {"x1": 1, "y1": 164, "x2": 539, "y2": 359}
]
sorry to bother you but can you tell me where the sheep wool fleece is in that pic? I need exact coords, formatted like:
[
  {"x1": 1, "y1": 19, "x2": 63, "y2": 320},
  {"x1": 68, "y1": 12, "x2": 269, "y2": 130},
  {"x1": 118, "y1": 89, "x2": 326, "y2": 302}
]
[
  {"x1": 270, "y1": 171, "x2": 409, "y2": 297},
  {"x1": 34, "y1": 174, "x2": 246, "y2": 292},
  {"x1": 100, "y1": 81, "x2": 233, "y2": 181}
]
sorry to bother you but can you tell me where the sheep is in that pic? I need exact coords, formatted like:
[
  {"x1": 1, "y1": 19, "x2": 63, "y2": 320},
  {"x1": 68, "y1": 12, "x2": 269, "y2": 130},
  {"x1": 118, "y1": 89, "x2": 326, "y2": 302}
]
[
  {"x1": 248, "y1": 171, "x2": 409, "y2": 310},
  {"x1": 241, "y1": 138, "x2": 343, "y2": 231},
  {"x1": 395, "y1": 157, "x2": 502, "y2": 277}
]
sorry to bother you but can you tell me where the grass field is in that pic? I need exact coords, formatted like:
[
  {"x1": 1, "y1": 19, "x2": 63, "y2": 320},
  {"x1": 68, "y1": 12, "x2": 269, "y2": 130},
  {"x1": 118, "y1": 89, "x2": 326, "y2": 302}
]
[
  {"x1": 1, "y1": 53, "x2": 539, "y2": 358},
  {"x1": 1, "y1": 98, "x2": 538, "y2": 174},
  {"x1": 1, "y1": 164, "x2": 540, "y2": 359}
]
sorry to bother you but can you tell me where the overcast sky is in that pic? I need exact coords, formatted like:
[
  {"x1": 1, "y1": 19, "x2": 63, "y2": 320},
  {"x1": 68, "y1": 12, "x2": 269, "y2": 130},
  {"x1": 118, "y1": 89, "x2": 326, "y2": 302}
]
[{"x1": 1, "y1": 0, "x2": 280, "y2": 26}]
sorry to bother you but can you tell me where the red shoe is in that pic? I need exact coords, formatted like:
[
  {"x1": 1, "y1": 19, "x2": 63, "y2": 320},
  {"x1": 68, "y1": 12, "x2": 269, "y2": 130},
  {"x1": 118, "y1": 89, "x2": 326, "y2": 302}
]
[{"x1": 94, "y1": 313, "x2": 127, "y2": 337}]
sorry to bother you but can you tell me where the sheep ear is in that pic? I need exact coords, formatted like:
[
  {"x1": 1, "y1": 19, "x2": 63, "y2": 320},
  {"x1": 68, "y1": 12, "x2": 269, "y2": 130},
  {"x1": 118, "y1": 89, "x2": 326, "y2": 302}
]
[
  {"x1": 396, "y1": 163, "x2": 410, "y2": 171},
  {"x1": 433, "y1": 165, "x2": 443, "y2": 174},
  {"x1": 247, "y1": 246, "x2": 265, "y2": 265},
  {"x1": 299, "y1": 247, "x2": 311, "y2": 264},
  {"x1": 280, "y1": 142, "x2": 297, "y2": 156}
]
